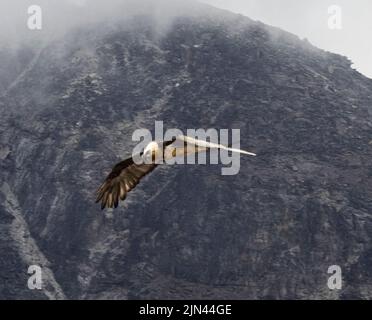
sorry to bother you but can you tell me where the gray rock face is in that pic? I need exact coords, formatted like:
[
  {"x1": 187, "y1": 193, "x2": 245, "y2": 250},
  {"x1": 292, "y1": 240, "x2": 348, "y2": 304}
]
[{"x1": 1, "y1": 2, "x2": 372, "y2": 299}]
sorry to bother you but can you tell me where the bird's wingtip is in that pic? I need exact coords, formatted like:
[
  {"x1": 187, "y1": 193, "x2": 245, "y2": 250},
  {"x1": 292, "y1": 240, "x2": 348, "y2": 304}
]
[{"x1": 233, "y1": 149, "x2": 257, "y2": 157}]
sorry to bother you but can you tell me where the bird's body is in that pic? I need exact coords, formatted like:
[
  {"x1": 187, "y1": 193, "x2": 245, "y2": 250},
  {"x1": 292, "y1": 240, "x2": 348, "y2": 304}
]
[{"x1": 96, "y1": 135, "x2": 255, "y2": 209}]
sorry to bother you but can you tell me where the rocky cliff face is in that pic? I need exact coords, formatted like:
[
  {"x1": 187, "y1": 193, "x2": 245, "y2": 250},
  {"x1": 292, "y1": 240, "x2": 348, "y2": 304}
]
[{"x1": 1, "y1": 2, "x2": 372, "y2": 299}]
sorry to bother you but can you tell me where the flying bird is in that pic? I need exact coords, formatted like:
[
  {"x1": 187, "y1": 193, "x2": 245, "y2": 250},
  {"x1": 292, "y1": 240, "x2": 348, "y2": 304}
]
[{"x1": 95, "y1": 135, "x2": 256, "y2": 209}]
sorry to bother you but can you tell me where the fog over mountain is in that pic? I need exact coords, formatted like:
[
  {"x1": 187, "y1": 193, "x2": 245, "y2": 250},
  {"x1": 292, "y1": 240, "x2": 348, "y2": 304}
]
[
  {"x1": 1, "y1": 0, "x2": 372, "y2": 299},
  {"x1": 0, "y1": 0, "x2": 200, "y2": 45},
  {"x1": 202, "y1": 0, "x2": 372, "y2": 79}
]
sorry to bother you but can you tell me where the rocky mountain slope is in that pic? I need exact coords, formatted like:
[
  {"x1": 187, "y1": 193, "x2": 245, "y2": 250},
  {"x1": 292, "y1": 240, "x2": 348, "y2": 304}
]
[{"x1": 1, "y1": 1, "x2": 372, "y2": 299}]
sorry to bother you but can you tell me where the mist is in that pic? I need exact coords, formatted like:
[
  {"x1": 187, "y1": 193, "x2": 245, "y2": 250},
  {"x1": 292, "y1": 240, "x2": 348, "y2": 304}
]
[
  {"x1": 0, "y1": 0, "x2": 200, "y2": 48},
  {"x1": 202, "y1": 0, "x2": 372, "y2": 78},
  {"x1": 1, "y1": 0, "x2": 371, "y2": 78}
]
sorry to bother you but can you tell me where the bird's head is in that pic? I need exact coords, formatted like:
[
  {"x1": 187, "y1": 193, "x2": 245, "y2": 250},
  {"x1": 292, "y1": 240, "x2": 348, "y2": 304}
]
[{"x1": 143, "y1": 141, "x2": 160, "y2": 163}]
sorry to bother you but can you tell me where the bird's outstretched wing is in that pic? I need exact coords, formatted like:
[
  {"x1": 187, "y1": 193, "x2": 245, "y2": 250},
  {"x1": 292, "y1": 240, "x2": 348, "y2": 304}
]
[
  {"x1": 176, "y1": 135, "x2": 256, "y2": 156},
  {"x1": 96, "y1": 156, "x2": 158, "y2": 209}
]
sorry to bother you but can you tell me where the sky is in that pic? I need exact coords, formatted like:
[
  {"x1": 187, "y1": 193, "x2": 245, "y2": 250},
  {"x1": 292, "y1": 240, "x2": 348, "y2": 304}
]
[
  {"x1": 201, "y1": 0, "x2": 372, "y2": 78},
  {"x1": 0, "y1": 0, "x2": 371, "y2": 78}
]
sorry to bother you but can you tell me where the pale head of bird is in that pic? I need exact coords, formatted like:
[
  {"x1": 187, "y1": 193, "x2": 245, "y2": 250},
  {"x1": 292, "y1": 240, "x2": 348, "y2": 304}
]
[{"x1": 143, "y1": 141, "x2": 160, "y2": 163}]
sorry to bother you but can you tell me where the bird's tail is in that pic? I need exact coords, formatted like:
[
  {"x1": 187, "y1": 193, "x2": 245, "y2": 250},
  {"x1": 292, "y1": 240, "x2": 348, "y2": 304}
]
[{"x1": 177, "y1": 135, "x2": 256, "y2": 156}]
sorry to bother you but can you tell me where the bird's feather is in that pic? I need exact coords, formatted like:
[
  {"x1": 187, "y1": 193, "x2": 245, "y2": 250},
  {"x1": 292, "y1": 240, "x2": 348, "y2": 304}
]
[
  {"x1": 96, "y1": 139, "x2": 177, "y2": 210},
  {"x1": 177, "y1": 135, "x2": 256, "y2": 156},
  {"x1": 96, "y1": 156, "x2": 157, "y2": 209}
]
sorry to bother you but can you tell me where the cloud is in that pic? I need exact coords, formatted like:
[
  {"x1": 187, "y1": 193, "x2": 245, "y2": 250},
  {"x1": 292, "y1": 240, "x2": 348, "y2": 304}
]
[
  {"x1": 0, "y1": 0, "x2": 198, "y2": 48},
  {"x1": 1, "y1": 0, "x2": 370, "y2": 78},
  {"x1": 201, "y1": 0, "x2": 372, "y2": 78}
]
